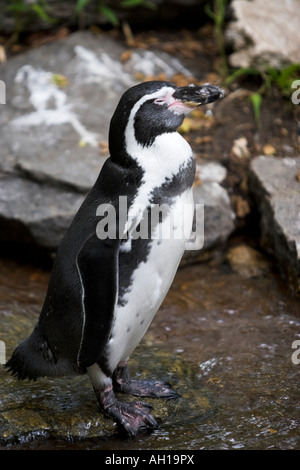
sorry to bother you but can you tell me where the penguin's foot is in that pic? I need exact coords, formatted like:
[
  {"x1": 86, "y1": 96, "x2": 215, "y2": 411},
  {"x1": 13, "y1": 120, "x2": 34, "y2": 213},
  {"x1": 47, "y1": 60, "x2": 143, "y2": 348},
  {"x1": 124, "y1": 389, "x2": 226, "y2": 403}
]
[
  {"x1": 117, "y1": 378, "x2": 180, "y2": 399},
  {"x1": 113, "y1": 362, "x2": 180, "y2": 399},
  {"x1": 95, "y1": 384, "x2": 158, "y2": 437}
]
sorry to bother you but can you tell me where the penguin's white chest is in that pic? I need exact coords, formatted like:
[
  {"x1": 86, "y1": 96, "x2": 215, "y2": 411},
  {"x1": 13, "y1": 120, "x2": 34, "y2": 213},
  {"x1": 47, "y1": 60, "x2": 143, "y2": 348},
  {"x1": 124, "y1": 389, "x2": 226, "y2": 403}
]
[{"x1": 105, "y1": 187, "x2": 194, "y2": 372}]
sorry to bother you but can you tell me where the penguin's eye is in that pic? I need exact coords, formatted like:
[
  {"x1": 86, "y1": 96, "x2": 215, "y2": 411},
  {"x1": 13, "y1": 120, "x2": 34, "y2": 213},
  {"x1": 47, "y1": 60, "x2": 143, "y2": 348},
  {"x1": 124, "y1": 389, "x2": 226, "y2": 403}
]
[{"x1": 154, "y1": 98, "x2": 166, "y2": 105}]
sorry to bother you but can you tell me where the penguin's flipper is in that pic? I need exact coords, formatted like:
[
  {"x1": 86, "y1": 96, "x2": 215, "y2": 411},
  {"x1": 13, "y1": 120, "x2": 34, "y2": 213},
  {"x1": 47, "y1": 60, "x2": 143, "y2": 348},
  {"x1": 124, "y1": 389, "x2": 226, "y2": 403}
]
[{"x1": 76, "y1": 233, "x2": 120, "y2": 369}]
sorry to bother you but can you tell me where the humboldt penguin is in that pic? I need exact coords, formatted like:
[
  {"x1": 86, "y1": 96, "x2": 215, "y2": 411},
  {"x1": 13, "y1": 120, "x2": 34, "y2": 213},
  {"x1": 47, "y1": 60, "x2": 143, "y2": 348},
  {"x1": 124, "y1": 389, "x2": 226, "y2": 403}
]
[{"x1": 6, "y1": 80, "x2": 224, "y2": 436}]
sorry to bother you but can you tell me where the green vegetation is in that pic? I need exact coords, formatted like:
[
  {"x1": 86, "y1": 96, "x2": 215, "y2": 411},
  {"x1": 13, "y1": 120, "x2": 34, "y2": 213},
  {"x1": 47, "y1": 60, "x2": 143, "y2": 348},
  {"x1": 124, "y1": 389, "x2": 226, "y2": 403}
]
[
  {"x1": 225, "y1": 64, "x2": 300, "y2": 126},
  {"x1": 4, "y1": 0, "x2": 300, "y2": 127},
  {"x1": 5, "y1": 0, "x2": 157, "y2": 42},
  {"x1": 75, "y1": 0, "x2": 156, "y2": 27},
  {"x1": 250, "y1": 92, "x2": 262, "y2": 128},
  {"x1": 6, "y1": 0, "x2": 56, "y2": 42},
  {"x1": 225, "y1": 63, "x2": 300, "y2": 97},
  {"x1": 204, "y1": 0, "x2": 300, "y2": 125},
  {"x1": 205, "y1": 0, "x2": 229, "y2": 79}
]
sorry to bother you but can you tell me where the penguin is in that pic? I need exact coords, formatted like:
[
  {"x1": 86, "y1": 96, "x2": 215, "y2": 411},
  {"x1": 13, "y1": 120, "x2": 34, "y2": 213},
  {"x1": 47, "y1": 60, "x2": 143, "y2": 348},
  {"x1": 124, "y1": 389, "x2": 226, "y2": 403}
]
[{"x1": 6, "y1": 80, "x2": 224, "y2": 437}]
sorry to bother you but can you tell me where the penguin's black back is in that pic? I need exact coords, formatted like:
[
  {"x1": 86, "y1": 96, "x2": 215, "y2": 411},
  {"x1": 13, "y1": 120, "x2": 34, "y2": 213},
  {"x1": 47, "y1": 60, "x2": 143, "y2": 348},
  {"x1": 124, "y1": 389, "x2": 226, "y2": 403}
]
[{"x1": 6, "y1": 157, "x2": 144, "y2": 380}]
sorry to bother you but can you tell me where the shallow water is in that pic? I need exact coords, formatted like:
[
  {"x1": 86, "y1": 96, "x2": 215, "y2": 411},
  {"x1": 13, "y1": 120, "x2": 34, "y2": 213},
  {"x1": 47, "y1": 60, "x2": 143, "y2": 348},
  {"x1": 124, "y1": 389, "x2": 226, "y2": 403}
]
[{"x1": 0, "y1": 248, "x2": 299, "y2": 450}]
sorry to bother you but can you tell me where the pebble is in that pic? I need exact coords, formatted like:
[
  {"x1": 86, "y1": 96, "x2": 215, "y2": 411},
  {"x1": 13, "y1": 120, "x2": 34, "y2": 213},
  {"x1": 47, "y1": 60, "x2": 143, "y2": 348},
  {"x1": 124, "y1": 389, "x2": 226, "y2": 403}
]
[{"x1": 227, "y1": 244, "x2": 270, "y2": 278}]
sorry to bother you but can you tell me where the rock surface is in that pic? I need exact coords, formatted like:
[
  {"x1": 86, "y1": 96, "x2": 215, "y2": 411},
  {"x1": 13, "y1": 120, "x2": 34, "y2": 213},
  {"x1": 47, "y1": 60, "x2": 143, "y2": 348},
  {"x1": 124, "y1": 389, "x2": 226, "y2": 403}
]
[
  {"x1": 1, "y1": 250, "x2": 300, "y2": 449},
  {"x1": 0, "y1": 32, "x2": 190, "y2": 191},
  {"x1": 249, "y1": 156, "x2": 300, "y2": 295},
  {"x1": 185, "y1": 162, "x2": 235, "y2": 260},
  {"x1": 0, "y1": 32, "x2": 234, "y2": 255},
  {"x1": 225, "y1": 0, "x2": 300, "y2": 68},
  {"x1": 0, "y1": 173, "x2": 84, "y2": 250},
  {"x1": 0, "y1": 311, "x2": 211, "y2": 445}
]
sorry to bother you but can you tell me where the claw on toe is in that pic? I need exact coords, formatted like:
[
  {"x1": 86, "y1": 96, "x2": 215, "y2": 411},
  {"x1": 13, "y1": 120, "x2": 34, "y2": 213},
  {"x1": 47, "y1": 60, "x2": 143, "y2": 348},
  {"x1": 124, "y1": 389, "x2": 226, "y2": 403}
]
[
  {"x1": 127, "y1": 379, "x2": 180, "y2": 399},
  {"x1": 95, "y1": 364, "x2": 180, "y2": 437},
  {"x1": 113, "y1": 363, "x2": 180, "y2": 399},
  {"x1": 95, "y1": 384, "x2": 158, "y2": 437},
  {"x1": 118, "y1": 401, "x2": 158, "y2": 437}
]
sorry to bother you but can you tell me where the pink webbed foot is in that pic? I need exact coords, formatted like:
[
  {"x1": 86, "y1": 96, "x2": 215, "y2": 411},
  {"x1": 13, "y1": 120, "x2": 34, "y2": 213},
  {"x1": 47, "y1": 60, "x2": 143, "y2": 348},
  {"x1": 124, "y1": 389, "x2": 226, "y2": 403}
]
[
  {"x1": 95, "y1": 384, "x2": 158, "y2": 437},
  {"x1": 113, "y1": 362, "x2": 180, "y2": 399}
]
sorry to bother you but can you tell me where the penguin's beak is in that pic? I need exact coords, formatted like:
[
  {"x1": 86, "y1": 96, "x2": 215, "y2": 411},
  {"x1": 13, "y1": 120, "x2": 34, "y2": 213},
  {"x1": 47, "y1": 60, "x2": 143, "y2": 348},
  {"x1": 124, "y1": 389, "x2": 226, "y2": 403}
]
[{"x1": 171, "y1": 84, "x2": 225, "y2": 111}]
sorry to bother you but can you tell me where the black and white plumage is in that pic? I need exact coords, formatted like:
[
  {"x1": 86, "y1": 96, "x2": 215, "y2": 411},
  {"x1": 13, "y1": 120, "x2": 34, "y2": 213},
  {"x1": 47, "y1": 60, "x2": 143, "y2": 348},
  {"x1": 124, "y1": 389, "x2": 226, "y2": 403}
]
[{"x1": 6, "y1": 80, "x2": 224, "y2": 436}]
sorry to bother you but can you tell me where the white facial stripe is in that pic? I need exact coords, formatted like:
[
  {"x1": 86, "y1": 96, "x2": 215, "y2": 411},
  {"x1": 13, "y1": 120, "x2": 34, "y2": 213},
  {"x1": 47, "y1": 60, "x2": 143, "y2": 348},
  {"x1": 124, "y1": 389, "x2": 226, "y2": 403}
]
[
  {"x1": 126, "y1": 86, "x2": 176, "y2": 128},
  {"x1": 124, "y1": 84, "x2": 193, "y2": 179},
  {"x1": 124, "y1": 86, "x2": 175, "y2": 167},
  {"x1": 124, "y1": 85, "x2": 194, "y2": 233},
  {"x1": 124, "y1": 86, "x2": 193, "y2": 154},
  {"x1": 154, "y1": 89, "x2": 177, "y2": 106}
]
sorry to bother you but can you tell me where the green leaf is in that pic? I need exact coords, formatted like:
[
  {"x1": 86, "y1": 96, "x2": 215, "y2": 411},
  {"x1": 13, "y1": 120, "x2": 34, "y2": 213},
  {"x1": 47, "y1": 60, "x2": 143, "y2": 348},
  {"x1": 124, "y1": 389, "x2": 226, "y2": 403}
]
[
  {"x1": 277, "y1": 64, "x2": 300, "y2": 91},
  {"x1": 6, "y1": 2, "x2": 28, "y2": 13},
  {"x1": 250, "y1": 92, "x2": 262, "y2": 127},
  {"x1": 204, "y1": 3, "x2": 217, "y2": 21},
  {"x1": 31, "y1": 4, "x2": 56, "y2": 23},
  {"x1": 121, "y1": 0, "x2": 156, "y2": 7},
  {"x1": 75, "y1": 0, "x2": 92, "y2": 14},
  {"x1": 224, "y1": 67, "x2": 260, "y2": 86},
  {"x1": 144, "y1": 1, "x2": 157, "y2": 9},
  {"x1": 99, "y1": 5, "x2": 119, "y2": 26},
  {"x1": 121, "y1": 0, "x2": 144, "y2": 6}
]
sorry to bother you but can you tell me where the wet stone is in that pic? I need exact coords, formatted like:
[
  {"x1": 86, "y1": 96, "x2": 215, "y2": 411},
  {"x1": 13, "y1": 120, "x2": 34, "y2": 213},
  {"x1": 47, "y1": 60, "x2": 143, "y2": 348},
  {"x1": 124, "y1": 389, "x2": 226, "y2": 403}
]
[
  {"x1": 227, "y1": 244, "x2": 271, "y2": 279},
  {"x1": 249, "y1": 156, "x2": 300, "y2": 295},
  {"x1": 183, "y1": 161, "x2": 235, "y2": 264},
  {"x1": 0, "y1": 312, "x2": 211, "y2": 446}
]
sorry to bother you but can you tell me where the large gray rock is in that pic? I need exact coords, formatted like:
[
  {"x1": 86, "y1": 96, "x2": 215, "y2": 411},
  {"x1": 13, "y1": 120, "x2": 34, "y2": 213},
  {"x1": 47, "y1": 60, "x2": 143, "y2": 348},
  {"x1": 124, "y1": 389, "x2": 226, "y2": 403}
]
[
  {"x1": 225, "y1": 0, "x2": 300, "y2": 69},
  {"x1": 0, "y1": 173, "x2": 84, "y2": 250},
  {"x1": 0, "y1": 32, "x2": 233, "y2": 254},
  {"x1": 0, "y1": 32, "x2": 190, "y2": 192},
  {"x1": 0, "y1": 31, "x2": 190, "y2": 250},
  {"x1": 249, "y1": 156, "x2": 300, "y2": 295},
  {"x1": 183, "y1": 161, "x2": 235, "y2": 263}
]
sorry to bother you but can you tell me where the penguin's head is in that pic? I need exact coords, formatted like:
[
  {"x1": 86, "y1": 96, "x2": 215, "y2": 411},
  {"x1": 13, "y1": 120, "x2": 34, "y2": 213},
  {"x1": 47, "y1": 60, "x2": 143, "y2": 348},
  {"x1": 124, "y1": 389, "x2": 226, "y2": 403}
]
[{"x1": 109, "y1": 80, "x2": 224, "y2": 162}]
